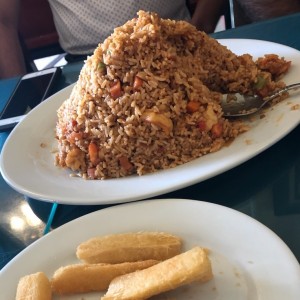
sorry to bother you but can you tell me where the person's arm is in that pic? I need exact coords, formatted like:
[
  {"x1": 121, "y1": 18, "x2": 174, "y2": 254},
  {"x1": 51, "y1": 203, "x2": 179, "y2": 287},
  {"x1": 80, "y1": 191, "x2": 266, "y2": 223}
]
[
  {"x1": 189, "y1": 0, "x2": 227, "y2": 33},
  {"x1": 0, "y1": 0, "x2": 26, "y2": 79}
]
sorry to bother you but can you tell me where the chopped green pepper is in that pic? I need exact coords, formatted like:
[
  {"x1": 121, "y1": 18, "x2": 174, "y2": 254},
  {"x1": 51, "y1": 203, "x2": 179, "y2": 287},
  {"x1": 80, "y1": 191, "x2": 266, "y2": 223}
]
[
  {"x1": 254, "y1": 75, "x2": 267, "y2": 90},
  {"x1": 98, "y1": 61, "x2": 106, "y2": 74}
]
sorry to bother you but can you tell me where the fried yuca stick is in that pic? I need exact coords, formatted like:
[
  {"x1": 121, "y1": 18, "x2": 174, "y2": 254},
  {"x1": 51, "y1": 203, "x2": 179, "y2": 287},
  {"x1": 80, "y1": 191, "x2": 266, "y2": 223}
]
[
  {"x1": 76, "y1": 231, "x2": 182, "y2": 264},
  {"x1": 16, "y1": 272, "x2": 52, "y2": 300},
  {"x1": 51, "y1": 260, "x2": 159, "y2": 295},
  {"x1": 101, "y1": 247, "x2": 213, "y2": 300}
]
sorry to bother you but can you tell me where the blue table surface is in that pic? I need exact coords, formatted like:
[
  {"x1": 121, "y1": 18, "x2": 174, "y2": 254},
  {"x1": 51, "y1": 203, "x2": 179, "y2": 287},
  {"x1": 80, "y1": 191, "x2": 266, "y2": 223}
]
[{"x1": 1, "y1": 13, "x2": 300, "y2": 271}]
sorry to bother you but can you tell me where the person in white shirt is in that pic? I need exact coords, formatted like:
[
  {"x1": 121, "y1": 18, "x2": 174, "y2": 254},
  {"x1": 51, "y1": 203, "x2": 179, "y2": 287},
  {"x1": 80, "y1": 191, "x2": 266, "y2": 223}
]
[
  {"x1": 0, "y1": 0, "x2": 226, "y2": 78},
  {"x1": 49, "y1": 0, "x2": 191, "y2": 55}
]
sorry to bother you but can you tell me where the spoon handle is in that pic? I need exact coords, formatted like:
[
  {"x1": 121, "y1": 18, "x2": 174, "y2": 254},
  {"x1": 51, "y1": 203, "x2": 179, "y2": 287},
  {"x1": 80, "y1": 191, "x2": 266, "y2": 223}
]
[{"x1": 269, "y1": 82, "x2": 300, "y2": 100}]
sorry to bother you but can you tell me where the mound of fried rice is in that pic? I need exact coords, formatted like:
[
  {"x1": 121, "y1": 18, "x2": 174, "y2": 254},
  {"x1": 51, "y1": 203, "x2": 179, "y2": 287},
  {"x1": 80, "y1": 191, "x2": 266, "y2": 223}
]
[{"x1": 55, "y1": 10, "x2": 289, "y2": 179}]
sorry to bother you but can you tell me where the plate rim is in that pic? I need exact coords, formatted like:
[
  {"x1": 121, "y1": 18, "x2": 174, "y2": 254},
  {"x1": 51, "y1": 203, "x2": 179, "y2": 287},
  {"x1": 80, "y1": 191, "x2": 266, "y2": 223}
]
[
  {"x1": 1, "y1": 39, "x2": 300, "y2": 205},
  {"x1": 0, "y1": 198, "x2": 299, "y2": 299}
]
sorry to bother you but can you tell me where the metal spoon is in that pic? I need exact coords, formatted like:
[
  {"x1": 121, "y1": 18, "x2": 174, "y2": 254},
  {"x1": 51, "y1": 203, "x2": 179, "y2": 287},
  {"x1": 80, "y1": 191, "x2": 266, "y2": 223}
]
[{"x1": 221, "y1": 82, "x2": 300, "y2": 117}]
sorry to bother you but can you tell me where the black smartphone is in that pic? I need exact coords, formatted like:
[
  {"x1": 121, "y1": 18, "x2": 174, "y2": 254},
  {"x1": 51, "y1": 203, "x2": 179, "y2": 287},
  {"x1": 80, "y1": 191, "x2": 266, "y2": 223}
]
[{"x1": 0, "y1": 67, "x2": 61, "y2": 131}]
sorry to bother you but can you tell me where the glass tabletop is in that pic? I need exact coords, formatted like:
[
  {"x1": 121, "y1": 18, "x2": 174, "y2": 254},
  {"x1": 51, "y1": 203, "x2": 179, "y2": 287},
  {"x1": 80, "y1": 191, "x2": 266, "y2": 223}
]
[{"x1": 1, "y1": 13, "x2": 300, "y2": 271}]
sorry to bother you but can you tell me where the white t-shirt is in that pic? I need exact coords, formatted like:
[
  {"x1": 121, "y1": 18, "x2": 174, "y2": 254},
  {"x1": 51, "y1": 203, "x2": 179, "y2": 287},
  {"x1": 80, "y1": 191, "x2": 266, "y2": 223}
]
[{"x1": 48, "y1": 0, "x2": 191, "y2": 55}]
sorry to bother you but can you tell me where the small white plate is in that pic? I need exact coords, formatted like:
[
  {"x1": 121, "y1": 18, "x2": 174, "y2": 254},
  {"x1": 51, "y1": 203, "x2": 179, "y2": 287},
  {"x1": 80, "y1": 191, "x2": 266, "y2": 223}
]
[
  {"x1": 1, "y1": 39, "x2": 300, "y2": 205},
  {"x1": 0, "y1": 199, "x2": 299, "y2": 299}
]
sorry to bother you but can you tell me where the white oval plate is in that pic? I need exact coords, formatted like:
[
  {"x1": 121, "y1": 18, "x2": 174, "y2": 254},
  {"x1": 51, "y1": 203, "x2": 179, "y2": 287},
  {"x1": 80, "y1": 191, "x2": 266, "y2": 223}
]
[
  {"x1": 1, "y1": 39, "x2": 300, "y2": 205},
  {"x1": 0, "y1": 199, "x2": 299, "y2": 299}
]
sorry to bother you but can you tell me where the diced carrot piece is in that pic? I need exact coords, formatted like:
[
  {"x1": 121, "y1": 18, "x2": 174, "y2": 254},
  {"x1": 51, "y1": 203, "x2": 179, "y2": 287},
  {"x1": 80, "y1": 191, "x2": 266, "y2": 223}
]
[
  {"x1": 88, "y1": 142, "x2": 99, "y2": 165},
  {"x1": 198, "y1": 120, "x2": 207, "y2": 131},
  {"x1": 186, "y1": 101, "x2": 200, "y2": 113},
  {"x1": 110, "y1": 80, "x2": 122, "y2": 99},
  {"x1": 119, "y1": 156, "x2": 133, "y2": 171},
  {"x1": 211, "y1": 123, "x2": 223, "y2": 138},
  {"x1": 71, "y1": 119, "x2": 77, "y2": 127},
  {"x1": 133, "y1": 76, "x2": 143, "y2": 91}
]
